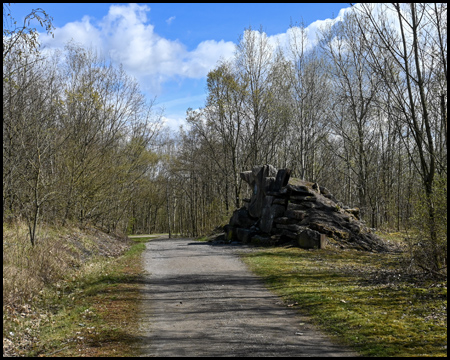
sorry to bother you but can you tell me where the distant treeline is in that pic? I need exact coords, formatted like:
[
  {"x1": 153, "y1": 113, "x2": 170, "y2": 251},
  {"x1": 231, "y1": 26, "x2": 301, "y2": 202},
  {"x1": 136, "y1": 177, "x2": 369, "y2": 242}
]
[{"x1": 3, "y1": 4, "x2": 446, "y2": 275}]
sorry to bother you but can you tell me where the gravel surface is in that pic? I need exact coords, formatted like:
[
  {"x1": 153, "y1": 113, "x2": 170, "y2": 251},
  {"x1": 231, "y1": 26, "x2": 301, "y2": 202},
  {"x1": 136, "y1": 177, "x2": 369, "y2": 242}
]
[{"x1": 138, "y1": 238, "x2": 358, "y2": 357}]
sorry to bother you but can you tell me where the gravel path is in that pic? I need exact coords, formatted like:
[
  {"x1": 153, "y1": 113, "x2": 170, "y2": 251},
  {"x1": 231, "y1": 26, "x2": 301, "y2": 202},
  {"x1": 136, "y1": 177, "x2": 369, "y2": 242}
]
[{"x1": 138, "y1": 238, "x2": 358, "y2": 357}]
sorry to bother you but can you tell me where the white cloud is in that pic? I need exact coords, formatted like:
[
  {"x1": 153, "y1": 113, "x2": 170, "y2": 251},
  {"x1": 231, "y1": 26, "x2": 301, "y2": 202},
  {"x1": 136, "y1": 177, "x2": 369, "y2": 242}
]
[
  {"x1": 37, "y1": 4, "x2": 361, "y2": 98},
  {"x1": 38, "y1": 3, "x2": 235, "y2": 96},
  {"x1": 183, "y1": 40, "x2": 236, "y2": 78},
  {"x1": 266, "y1": 6, "x2": 353, "y2": 57},
  {"x1": 161, "y1": 115, "x2": 187, "y2": 131},
  {"x1": 36, "y1": 3, "x2": 386, "y2": 131},
  {"x1": 158, "y1": 94, "x2": 206, "y2": 130},
  {"x1": 40, "y1": 15, "x2": 103, "y2": 50}
]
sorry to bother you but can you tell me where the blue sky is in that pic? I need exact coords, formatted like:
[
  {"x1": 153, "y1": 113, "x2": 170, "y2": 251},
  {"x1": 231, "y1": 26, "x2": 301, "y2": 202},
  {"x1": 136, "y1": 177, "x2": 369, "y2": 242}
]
[{"x1": 7, "y1": 3, "x2": 352, "y2": 130}]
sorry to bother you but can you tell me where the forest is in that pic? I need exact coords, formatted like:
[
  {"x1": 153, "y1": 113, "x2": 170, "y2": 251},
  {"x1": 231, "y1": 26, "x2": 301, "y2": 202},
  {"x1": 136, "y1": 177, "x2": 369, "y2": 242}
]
[{"x1": 3, "y1": 3, "x2": 447, "y2": 275}]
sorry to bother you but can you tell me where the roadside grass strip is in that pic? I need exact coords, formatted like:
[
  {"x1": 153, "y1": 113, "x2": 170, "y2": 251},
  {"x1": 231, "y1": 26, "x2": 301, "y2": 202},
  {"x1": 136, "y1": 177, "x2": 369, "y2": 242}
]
[
  {"x1": 42, "y1": 240, "x2": 147, "y2": 356},
  {"x1": 4, "y1": 238, "x2": 148, "y2": 357},
  {"x1": 240, "y1": 246, "x2": 447, "y2": 357}
]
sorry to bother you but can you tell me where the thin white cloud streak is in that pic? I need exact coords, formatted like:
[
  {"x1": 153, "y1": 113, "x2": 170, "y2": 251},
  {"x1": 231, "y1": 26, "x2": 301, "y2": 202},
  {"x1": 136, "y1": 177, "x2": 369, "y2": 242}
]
[{"x1": 158, "y1": 94, "x2": 206, "y2": 109}]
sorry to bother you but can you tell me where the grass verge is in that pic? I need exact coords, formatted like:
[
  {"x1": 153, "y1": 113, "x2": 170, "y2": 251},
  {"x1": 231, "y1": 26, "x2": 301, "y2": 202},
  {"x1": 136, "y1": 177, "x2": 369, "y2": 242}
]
[
  {"x1": 36, "y1": 240, "x2": 147, "y2": 356},
  {"x1": 240, "y1": 243, "x2": 447, "y2": 357},
  {"x1": 3, "y1": 229, "x2": 154, "y2": 357}
]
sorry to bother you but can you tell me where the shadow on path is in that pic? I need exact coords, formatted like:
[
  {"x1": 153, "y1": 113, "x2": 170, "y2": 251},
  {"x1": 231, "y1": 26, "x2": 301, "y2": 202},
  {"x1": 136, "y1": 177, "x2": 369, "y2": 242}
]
[{"x1": 137, "y1": 238, "x2": 358, "y2": 357}]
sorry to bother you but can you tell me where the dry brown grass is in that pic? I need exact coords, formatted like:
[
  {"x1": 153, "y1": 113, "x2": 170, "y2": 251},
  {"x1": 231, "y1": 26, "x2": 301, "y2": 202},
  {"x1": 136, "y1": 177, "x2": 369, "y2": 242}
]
[
  {"x1": 3, "y1": 219, "x2": 135, "y2": 356},
  {"x1": 3, "y1": 220, "x2": 131, "y2": 307},
  {"x1": 3, "y1": 221, "x2": 79, "y2": 307}
]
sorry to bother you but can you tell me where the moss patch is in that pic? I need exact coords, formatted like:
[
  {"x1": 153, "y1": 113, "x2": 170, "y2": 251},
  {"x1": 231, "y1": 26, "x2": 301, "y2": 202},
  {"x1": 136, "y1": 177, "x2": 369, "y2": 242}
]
[{"x1": 240, "y1": 245, "x2": 447, "y2": 357}]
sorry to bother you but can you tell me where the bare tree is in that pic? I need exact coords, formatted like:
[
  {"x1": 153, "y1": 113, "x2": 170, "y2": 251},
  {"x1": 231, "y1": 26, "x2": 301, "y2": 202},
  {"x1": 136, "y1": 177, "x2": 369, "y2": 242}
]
[
  {"x1": 3, "y1": 35, "x2": 63, "y2": 245},
  {"x1": 353, "y1": 3, "x2": 447, "y2": 272},
  {"x1": 235, "y1": 26, "x2": 274, "y2": 165},
  {"x1": 286, "y1": 23, "x2": 331, "y2": 181},
  {"x1": 3, "y1": 3, "x2": 54, "y2": 62},
  {"x1": 320, "y1": 11, "x2": 382, "y2": 222}
]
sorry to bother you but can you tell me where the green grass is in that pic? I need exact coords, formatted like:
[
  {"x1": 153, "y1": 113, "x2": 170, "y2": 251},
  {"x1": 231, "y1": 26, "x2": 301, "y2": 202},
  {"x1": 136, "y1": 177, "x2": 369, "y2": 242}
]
[
  {"x1": 195, "y1": 235, "x2": 210, "y2": 242},
  {"x1": 43, "y1": 238, "x2": 148, "y2": 356},
  {"x1": 240, "y1": 246, "x2": 447, "y2": 357},
  {"x1": 4, "y1": 236, "x2": 149, "y2": 357},
  {"x1": 128, "y1": 234, "x2": 165, "y2": 240}
]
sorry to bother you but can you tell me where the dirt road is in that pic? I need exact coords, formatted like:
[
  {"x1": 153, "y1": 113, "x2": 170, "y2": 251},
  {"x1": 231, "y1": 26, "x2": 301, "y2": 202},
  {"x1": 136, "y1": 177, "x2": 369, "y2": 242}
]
[{"x1": 138, "y1": 238, "x2": 357, "y2": 357}]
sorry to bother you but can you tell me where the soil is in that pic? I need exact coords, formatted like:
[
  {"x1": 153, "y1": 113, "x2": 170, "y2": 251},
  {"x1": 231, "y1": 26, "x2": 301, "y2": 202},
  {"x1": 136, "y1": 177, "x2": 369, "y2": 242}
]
[{"x1": 138, "y1": 237, "x2": 358, "y2": 357}]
